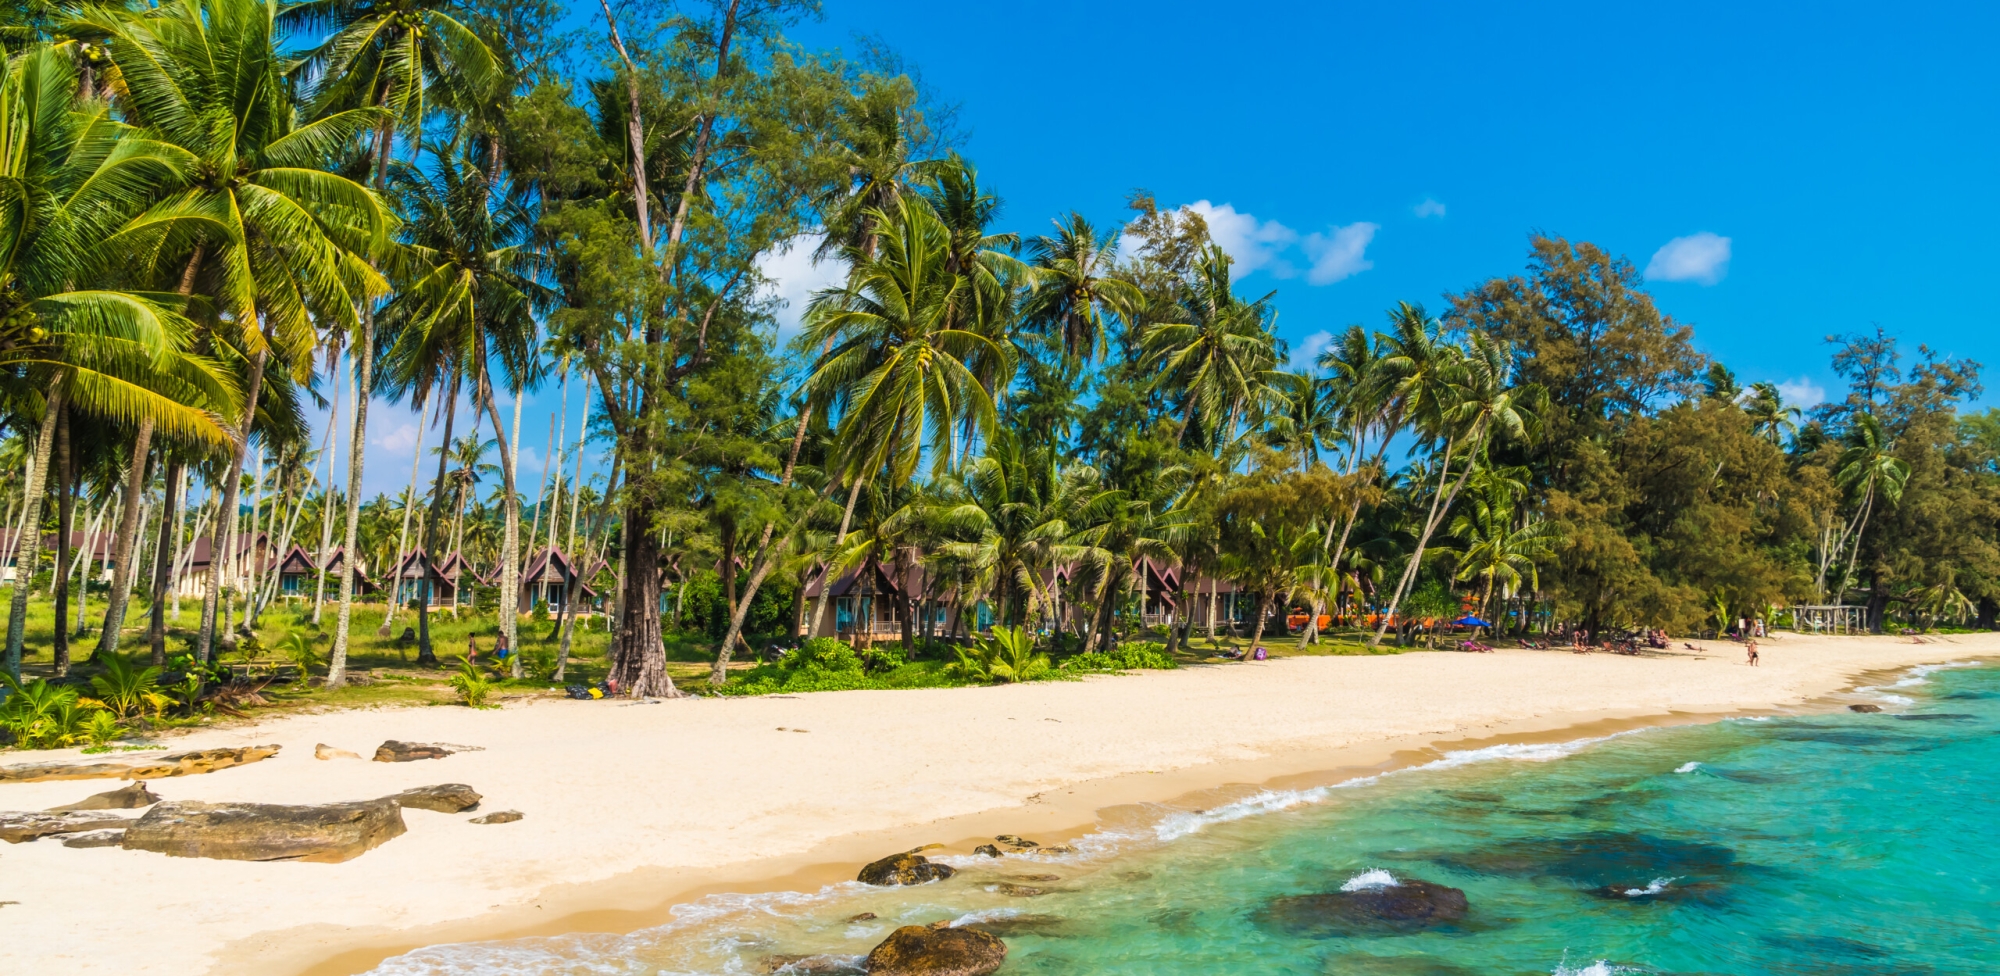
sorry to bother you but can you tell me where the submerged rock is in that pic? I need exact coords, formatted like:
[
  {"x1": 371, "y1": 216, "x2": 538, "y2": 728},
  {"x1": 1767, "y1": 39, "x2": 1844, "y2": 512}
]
[
  {"x1": 972, "y1": 844, "x2": 1002, "y2": 858},
  {"x1": 389, "y1": 784, "x2": 482, "y2": 813},
  {"x1": 0, "y1": 811, "x2": 135, "y2": 843},
  {"x1": 963, "y1": 913, "x2": 1070, "y2": 938},
  {"x1": 763, "y1": 953, "x2": 865, "y2": 975},
  {"x1": 1262, "y1": 877, "x2": 1469, "y2": 936},
  {"x1": 60, "y1": 828, "x2": 127, "y2": 849},
  {"x1": 1417, "y1": 831, "x2": 1743, "y2": 889},
  {"x1": 0, "y1": 745, "x2": 279, "y2": 783},
  {"x1": 857, "y1": 849, "x2": 956, "y2": 886},
  {"x1": 1848, "y1": 703, "x2": 1883, "y2": 713},
  {"x1": 49, "y1": 781, "x2": 160, "y2": 811},
  {"x1": 863, "y1": 923, "x2": 1006, "y2": 976},
  {"x1": 1892, "y1": 713, "x2": 1976, "y2": 721},
  {"x1": 122, "y1": 799, "x2": 405, "y2": 862},
  {"x1": 470, "y1": 810, "x2": 522, "y2": 824},
  {"x1": 990, "y1": 882, "x2": 1050, "y2": 897},
  {"x1": 373, "y1": 741, "x2": 479, "y2": 762}
]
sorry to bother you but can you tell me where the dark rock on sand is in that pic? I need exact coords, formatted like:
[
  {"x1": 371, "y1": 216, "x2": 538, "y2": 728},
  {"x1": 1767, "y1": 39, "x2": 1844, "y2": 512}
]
[
  {"x1": 0, "y1": 811, "x2": 135, "y2": 843},
  {"x1": 857, "y1": 849, "x2": 956, "y2": 886},
  {"x1": 1848, "y1": 703, "x2": 1883, "y2": 713},
  {"x1": 61, "y1": 828, "x2": 127, "y2": 848},
  {"x1": 470, "y1": 810, "x2": 522, "y2": 824},
  {"x1": 50, "y1": 781, "x2": 160, "y2": 811},
  {"x1": 122, "y1": 799, "x2": 405, "y2": 862},
  {"x1": 0, "y1": 745, "x2": 280, "y2": 783},
  {"x1": 388, "y1": 784, "x2": 482, "y2": 813},
  {"x1": 993, "y1": 834, "x2": 1038, "y2": 848},
  {"x1": 374, "y1": 741, "x2": 479, "y2": 762},
  {"x1": 972, "y1": 844, "x2": 1002, "y2": 857},
  {"x1": 863, "y1": 923, "x2": 1006, "y2": 976},
  {"x1": 1262, "y1": 878, "x2": 1470, "y2": 936}
]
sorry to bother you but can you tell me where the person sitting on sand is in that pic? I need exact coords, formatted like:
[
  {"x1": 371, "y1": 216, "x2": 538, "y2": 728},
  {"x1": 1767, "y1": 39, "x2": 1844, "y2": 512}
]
[{"x1": 1745, "y1": 639, "x2": 1759, "y2": 666}]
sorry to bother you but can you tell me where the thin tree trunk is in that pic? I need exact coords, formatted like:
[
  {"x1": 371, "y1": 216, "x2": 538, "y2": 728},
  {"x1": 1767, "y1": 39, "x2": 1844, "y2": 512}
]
[
  {"x1": 808, "y1": 476, "x2": 867, "y2": 639},
  {"x1": 51, "y1": 408, "x2": 73, "y2": 674},
  {"x1": 147, "y1": 460, "x2": 184, "y2": 666},
  {"x1": 1370, "y1": 437, "x2": 1475, "y2": 648},
  {"x1": 198, "y1": 347, "x2": 269, "y2": 663},
  {"x1": 477, "y1": 379, "x2": 521, "y2": 678},
  {"x1": 554, "y1": 378, "x2": 595, "y2": 680},
  {"x1": 416, "y1": 391, "x2": 457, "y2": 666},
  {"x1": 379, "y1": 396, "x2": 431, "y2": 635},
  {"x1": 4, "y1": 374, "x2": 67, "y2": 677},
  {"x1": 527, "y1": 413, "x2": 555, "y2": 563},
  {"x1": 92, "y1": 417, "x2": 154, "y2": 660},
  {"x1": 500, "y1": 380, "x2": 524, "y2": 666},
  {"x1": 312, "y1": 355, "x2": 346, "y2": 624}
]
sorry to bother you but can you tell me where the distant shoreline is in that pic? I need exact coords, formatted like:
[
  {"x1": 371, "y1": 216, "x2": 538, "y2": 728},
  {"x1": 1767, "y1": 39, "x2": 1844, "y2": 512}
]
[{"x1": 2, "y1": 633, "x2": 1988, "y2": 976}]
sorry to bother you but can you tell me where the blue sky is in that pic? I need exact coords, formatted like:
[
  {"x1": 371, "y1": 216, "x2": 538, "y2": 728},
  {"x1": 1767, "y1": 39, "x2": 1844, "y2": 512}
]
[{"x1": 336, "y1": 0, "x2": 2000, "y2": 500}]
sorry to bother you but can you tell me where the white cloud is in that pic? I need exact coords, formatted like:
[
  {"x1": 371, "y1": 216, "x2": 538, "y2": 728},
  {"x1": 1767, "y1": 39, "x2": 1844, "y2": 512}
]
[
  {"x1": 1775, "y1": 377, "x2": 1827, "y2": 409},
  {"x1": 756, "y1": 233, "x2": 848, "y2": 343},
  {"x1": 1413, "y1": 198, "x2": 1447, "y2": 218},
  {"x1": 1302, "y1": 222, "x2": 1379, "y2": 285},
  {"x1": 1290, "y1": 330, "x2": 1335, "y2": 372},
  {"x1": 372, "y1": 421, "x2": 418, "y2": 454},
  {"x1": 1185, "y1": 200, "x2": 1298, "y2": 278},
  {"x1": 1645, "y1": 232, "x2": 1732, "y2": 285}
]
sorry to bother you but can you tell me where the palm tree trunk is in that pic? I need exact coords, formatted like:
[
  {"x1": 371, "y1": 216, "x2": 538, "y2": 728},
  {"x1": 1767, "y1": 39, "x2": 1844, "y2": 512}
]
[
  {"x1": 416, "y1": 391, "x2": 457, "y2": 666},
  {"x1": 311, "y1": 357, "x2": 346, "y2": 625},
  {"x1": 379, "y1": 396, "x2": 431, "y2": 635},
  {"x1": 92, "y1": 417, "x2": 155, "y2": 661},
  {"x1": 711, "y1": 391, "x2": 818, "y2": 682},
  {"x1": 51, "y1": 408, "x2": 73, "y2": 674},
  {"x1": 477, "y1": 380, "x2": 521, "y2": 678},
  {"x1": 4, "y1": 374, "x2": 67, "y2": 677},
  {"x1": 1370, "y1": 438, "x2": 1474, "y2": 648},
  {"x1": 553, "y1": 381, "x2": 593, "y2": 680},
  {"x1": 809, "y1": 476, "x2": 867, "y2": 637},
  {"x1": 198, "y1": 347, "x2": 269, "y2": 663},
  {"x1": 147, "y1": 459, "x2": 184, "y2": 667},
  {"x1": 1248, "y1": 591, "x2": 1271, "y2": 653}
]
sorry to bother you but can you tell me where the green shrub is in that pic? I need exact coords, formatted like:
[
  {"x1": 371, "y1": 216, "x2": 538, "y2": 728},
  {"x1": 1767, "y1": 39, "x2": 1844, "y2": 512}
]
[
  {"x1": 522, "y1": 645, "x2": 558, "y2": 681},
  {"x1": 449, "y1": 659, "x2": 495, "y2": 708},
  {"x1": 1060, "y1": 640, "x2": 1179, "y2": 674},
  {"x1": 858, "y1": 642, "x2": 907, "y2": 674},
  {"x1": 0, "y1": 673, "x2": 102, "y2": 749},
  {"x1": 276, "y1": 632, "x2": 319, "y2": 685},
  {"x1": 949, "y1": 626, "x2": 1051, "y2": 683},
  {"x1": 90, "y1": 655, "x2": 169, "y2": 717},
  {"x1": 81, "y1": 710, "x2": 122, "y2": 747}
]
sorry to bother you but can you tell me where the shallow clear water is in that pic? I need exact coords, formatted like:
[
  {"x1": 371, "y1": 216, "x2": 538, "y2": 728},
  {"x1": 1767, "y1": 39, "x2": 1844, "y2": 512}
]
[{"x1": 371, "y1": 661, "x2": 1999, "y2": 976}]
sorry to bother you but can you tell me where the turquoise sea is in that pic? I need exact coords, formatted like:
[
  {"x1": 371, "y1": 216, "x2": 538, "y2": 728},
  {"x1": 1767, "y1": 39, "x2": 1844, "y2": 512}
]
[{"x1": 371, "y1": 660, "x2": 1998, "y2": 976}]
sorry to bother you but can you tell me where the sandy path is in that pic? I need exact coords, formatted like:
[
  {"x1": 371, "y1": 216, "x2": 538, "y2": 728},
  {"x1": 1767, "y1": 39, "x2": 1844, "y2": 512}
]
[{"x1": 0, "y1": 633, "x2": 1988, "y2": 975}]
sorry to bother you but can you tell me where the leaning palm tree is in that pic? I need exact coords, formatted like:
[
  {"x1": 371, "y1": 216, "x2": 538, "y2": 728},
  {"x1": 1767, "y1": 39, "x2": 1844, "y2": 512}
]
[
  {"x1": 0, "y1": 43, "x2": 237, "y2": 676},
  {"x1": 281, "y1": 0, "x2": 501, "y2": 685},
  {"x1": 375, "y1": 142, "x2": 550, "y2": 671},
  {"x1": 795, "y1": 197, "x2": 1003, "y2": 638},
  {"x1": 82, "y1": 0, "x2": 393, "y2": 662},
  {"x1": 1742, "y1": 381, "x2": 1800, "y2": 445},
  {"x1": 1825, "y1": 412, "x2": 1911, "y2": 604}
]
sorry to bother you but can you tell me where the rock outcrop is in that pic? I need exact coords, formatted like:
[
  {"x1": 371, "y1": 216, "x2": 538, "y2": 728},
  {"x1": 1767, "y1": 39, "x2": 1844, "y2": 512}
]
[
  {"x1": 388, "y1": 784, "x2": 482, "y2": 813},
  {"x1": 122, "y1": 799, "x2": 406, "y2": 863},
  {"x1": 373, "y1": 741, "x2": 479, "y2": 762},
  {"x1": 0, "y1": 745, "x2": 279, "y2": 784},
  {"x1": 1848, "y1": 703, "x2": 1883, "y2": 713},
  {"x1": 0, "y1": 811, "x2": 135, "y2": 843},
  {"x1": 863, "y1": 923, "x2": 1006, "y2": 976},
  {"x1": 49, "y1": 781, "x2": 160, "y2": 811},
  {"x1": 316, "y1": 744, "x2": 361, "y2": 760},
  {"x1": 857, "y1": 849, "x2": 956, "y2": 886},
  {"x1": 1262, "y1": 878, "x2": 1469, "y2": 935},
  {"x1": 469, "y1": 810, "x2": 522, "y2": 824},
  {"x1": 61, "y1": 829, "x2": 127, "y2": 849}
]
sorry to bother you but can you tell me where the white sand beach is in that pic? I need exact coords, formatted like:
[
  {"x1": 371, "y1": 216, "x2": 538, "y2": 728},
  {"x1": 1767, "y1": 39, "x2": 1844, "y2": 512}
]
[{"x1": 1, "y1": 633, "x2": 1989, "y2": 976}]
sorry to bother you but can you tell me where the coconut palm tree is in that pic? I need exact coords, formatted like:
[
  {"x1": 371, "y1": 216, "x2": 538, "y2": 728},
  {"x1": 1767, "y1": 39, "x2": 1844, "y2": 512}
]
[
  {"x1": 0, "y1": 43, "x2": 236, "y2": 675},
  {"x1": 1827, "y1": 412, "x2": 1911, "y2": 604},
  {"x1": 1141, "y1": 245, "x2": 1280, "y2": 448},
  {"x1": 1743, "y1": 381, "x2": 1800, "y2": 445},
  {"x1": 1020, "y1": 213, "x2": 1140, "y2": 366},
  {"x1": 83, "y1": 0, "x2": 393, "y2": 662},
  {"x1": 1446, "y1": 469, "x2": 1557, "y2": 632}
]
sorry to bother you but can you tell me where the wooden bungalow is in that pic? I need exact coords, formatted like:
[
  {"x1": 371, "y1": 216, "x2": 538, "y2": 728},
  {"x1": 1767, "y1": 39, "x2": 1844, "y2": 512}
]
[
  {"x1": 389, "y1": 548, "x2": 474, "y2": 609},
  {"x1": 519, "y1": 547, "x2": 597, "y2": 613}
]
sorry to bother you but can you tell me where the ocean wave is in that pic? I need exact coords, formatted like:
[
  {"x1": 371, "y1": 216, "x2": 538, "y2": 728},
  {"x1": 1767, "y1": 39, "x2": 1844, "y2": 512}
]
[
  {"x1": 1340, "y1": 869, "x2": 1399, "y2": 891},
  {"x1": 1622, "y1": 876, "x2": 1676, "y2": 897},
  {"x1": 1674, "y1": 761, "x2": 1701, "y2": 773},
  {"x1": 1891, "y1": 660, "x2": 1984, "y2": 688}
]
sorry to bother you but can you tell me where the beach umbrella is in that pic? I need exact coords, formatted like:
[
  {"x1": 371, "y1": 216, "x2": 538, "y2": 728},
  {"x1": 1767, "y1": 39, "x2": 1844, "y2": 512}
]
[{"x1": 1453, "y1": 615, "x2": 1491, "y2": 627}]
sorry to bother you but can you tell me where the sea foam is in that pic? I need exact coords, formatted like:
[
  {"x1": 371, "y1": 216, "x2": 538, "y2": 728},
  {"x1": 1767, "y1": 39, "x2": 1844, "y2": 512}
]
[
  {"x1": 1340, "y1": 869, "x2": 1399, "y2": 891},
  {"x1": 1674, "y1": 761, "x2": 1701, "y2": 773}
]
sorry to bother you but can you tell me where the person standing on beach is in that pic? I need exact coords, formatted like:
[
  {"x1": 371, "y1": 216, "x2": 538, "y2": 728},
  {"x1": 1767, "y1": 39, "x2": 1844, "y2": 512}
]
[{"x1": 1746, "y1": 639, "x2": 1759, "y2": 666}]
